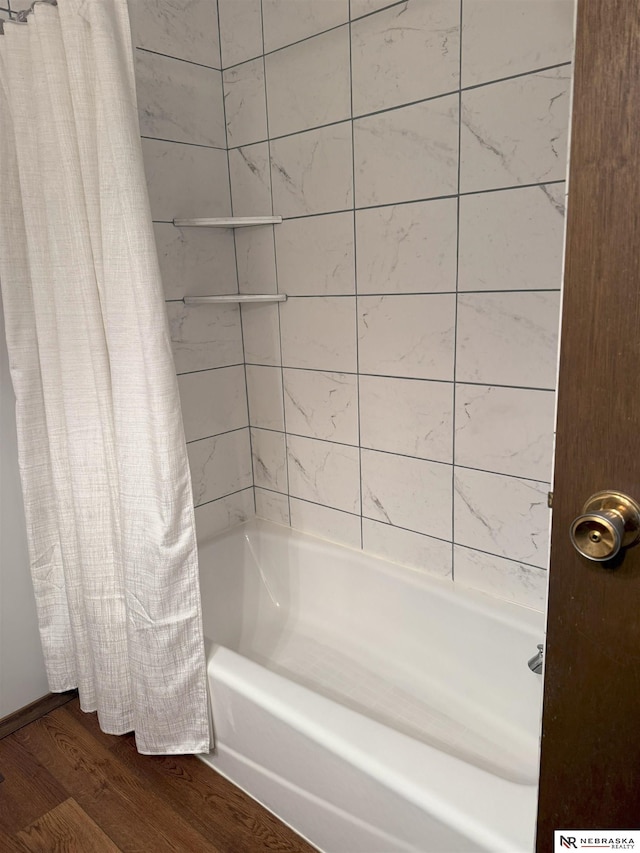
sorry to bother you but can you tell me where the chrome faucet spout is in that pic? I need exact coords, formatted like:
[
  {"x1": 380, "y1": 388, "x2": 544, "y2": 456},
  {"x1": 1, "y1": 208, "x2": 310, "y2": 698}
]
[{"x1": 528, "y1": 644, "x2": 544, "y2": 675}]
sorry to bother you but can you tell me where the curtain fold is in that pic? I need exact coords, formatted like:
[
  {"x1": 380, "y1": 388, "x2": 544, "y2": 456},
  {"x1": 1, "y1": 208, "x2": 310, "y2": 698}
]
[{"x1": 0, "y1": 0, "x2": 210, "y2": 754}]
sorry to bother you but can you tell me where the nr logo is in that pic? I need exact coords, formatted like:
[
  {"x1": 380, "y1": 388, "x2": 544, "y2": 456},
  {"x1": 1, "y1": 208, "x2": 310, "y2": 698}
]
[{"x1": 560, "y1": 838, "x2": 578, "y2": 849}]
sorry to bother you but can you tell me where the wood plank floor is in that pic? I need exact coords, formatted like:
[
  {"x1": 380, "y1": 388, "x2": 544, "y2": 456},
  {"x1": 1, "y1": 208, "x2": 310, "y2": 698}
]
[{"x1": 0, "y1": 699, "x2": 317, "y2": 852}]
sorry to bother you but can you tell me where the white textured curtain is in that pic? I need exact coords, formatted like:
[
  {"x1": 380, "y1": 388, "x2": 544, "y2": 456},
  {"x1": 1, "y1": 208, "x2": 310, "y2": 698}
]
[{"x1": 0, "y1": 0, "x2": 209, "y2": 754}]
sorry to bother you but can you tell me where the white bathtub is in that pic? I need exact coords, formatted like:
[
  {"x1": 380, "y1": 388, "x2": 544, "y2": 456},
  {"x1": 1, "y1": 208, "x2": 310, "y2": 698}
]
[{"x1": 198, "y1": 519, "x2": 544, "y2": 853}]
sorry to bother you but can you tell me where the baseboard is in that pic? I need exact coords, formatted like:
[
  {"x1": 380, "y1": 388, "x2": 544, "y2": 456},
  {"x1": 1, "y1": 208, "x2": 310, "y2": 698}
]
[{"x1": 0, "y1": 690, "x2": 78, "y2": 740}]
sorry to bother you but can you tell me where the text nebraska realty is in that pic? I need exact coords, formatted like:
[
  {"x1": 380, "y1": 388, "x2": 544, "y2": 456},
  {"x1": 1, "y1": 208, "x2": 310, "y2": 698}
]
[{"x1": 567, "y1": 840, "x2": 634, "y2": 850}]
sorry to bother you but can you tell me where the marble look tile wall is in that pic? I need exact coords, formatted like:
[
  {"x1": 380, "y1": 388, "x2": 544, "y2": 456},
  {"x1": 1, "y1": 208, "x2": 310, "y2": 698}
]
[
  {"x1": 215, "y1": 0, "x2": 576, "y2": 611},
  {"x1": 131, "y1": 1, "x2": 254, "y2": 543}
]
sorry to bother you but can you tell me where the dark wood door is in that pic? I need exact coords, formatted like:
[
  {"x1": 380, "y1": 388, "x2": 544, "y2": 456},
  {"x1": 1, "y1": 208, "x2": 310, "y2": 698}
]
[{"x1": 536, "y1": 0, "x2": 640, "y2": 848}]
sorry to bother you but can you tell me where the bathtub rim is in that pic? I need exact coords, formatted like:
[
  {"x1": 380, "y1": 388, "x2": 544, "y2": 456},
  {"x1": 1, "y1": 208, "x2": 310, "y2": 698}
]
[{"x1": 206, "y1": 642, "x2": 538, "y2": 853}]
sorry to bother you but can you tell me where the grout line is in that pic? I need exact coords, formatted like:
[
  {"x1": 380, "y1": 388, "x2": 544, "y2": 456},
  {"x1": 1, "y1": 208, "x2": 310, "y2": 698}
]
[
  {"x1": 223, "y1": 19, "x2": 351, "y2": 71},
  {"x1": 136, "y1": 46, "x2": 222, "y2": 73},
  {"x1": 350, "y1": 0, "x2": 408, "y2": 24},
  {"x1": 140, "y1": 135, "x2": 226, "y2": 152},
  {"x1": 452, "y1": 542, "x2": 548, "y2": 573},
  {"x1": 451, "y1": 0, "x2": 464, "y2": 582},
  {"x1": 243, "y1": 363, "x2": 557, "y2": 393},
  {"x1": 260, "y1": 488, "x2": 360, "y2": 518},
  {"x1": 460, "y1": 179, "x2": 566, "y2": 199},
  {"x1": 214, "y1": 0, "x2": 227, "y2": 70},
  {"x1": 461, "y1": 60, "x2": 573, "y2": 93},
  {"x1": 194, "y1": 485, "x2": 254, "y2": 511},
  {"x1": 186, "y1": 425, "x2": 249, "y2": 445},
  {"x1": 260, "y1": 179, "x2": 565, "y2": 222},
  {"x1": 260, "y1": 0, "x2": 292, "y2": 528},
  {"x1": 217, "y1": 0, "x2": 257, "y2": 519},
  {"x1": 263, "y1": 289, "x2": 561, "y2": 298},
  {"x1": 271, "y1": 116, "x2": 351, "y2": 144},
  {"x1": 176, "y1": 362, "x2": 245, "y2": 377},
  {"x1": 348, "y1": 0, "x2": 364, "y2": 550}
]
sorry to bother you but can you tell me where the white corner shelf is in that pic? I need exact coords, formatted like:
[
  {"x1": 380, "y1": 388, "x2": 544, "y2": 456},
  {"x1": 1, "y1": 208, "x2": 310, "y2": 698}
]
[
  {"x1": 173, "y1": 216, "x2": 282, "y2": 228},
  {"x1": 183, "y1": 294, "x2": 287, "y2": 305}
]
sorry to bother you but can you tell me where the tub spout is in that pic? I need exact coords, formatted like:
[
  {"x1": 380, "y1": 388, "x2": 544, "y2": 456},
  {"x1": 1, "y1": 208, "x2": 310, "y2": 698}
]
[{"x1": 528, "y1": 644, "x2": 544, "y2": 675}]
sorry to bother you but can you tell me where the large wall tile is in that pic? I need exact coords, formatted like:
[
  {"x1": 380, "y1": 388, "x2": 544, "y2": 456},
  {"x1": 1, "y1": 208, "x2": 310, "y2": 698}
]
[
  {"x1": 224, "y1": 59, "x2": 268, "y2": 148},
  {"x1": 362, "y1": 519, "x2": 452, "y2": 578},
  {"x1": 235, "y1": 227, "x2": 278, "y2": 294},
  {"x1": 360, "y1": 375, "x2": 453, "y2": 463},
  {"x1": 166, "y1": 302, "x2": 243, "y2": 374},
  {"x1": 246, "y1": 365, "x2": 285, "y2": 430},
  {"x1": 255, "y1": 488, "x2": 291, "y2": 525},
  {"x1": 188, "y1": 429, "x2": 253, "y2": 506},
  {"x1": 179, "y1": 366, "x2": 248, "y2": 442},
  {"x1": 455, "y1": 385, "x2": 555, "y2": 481},
  {"x1": 361, "y1": 449, "x2": 452, "y2": 540},
  {"x1": 241, "y1": 303, "x2": 282, "y2": 366},
  {"x1": 458, "y1": 184, "x2": 566, "y2": 291},
  {"x1": 154, "y1": 224, "x2": 237, "y2": 300},
  {"x1": 195, "y1": 489, "x2": 255, "y2": 544},
  {"x1": 358, "y1": 294, "x2": 455, "y2": 380},
  {"x1": 289, "y1": 499, "x2": 361, "y2": 549},
  {"x1": 135, "y1": 51, "x2": 225, "y2": 147},
  {"x1": 265, "y1": 26, "x2": 350, "y2": 138},
  {"x1": 356, "y1": 198, "x2": 457, "y2": 294},
  {"x1": 251, "y1": 428, "x2": 288, "y2": 492},
  {"x1": 454, "y1": 546, "x2": 547, "y2": 611},
  {"x1": 218, "y1": 0, "x2": 263, "y2": 67},
  {"x1": 454, "y1": 468, "x2": 550, "y2": 568},
  {"x1": 354, "y1": 96, "x2": 458, "y2": 207},
  {"x1": 460, "y1": 68, "x2": 572, "y2": 193},
  {"x1": 456, "y1": 291, "x2": 560, "y2": 389},
  {"x1": 287, "y1": 435, "x2": 360, "y2": 513},
  {"x1": 351, "y1": 0, "x2": 459, "y2": 115},
  {"x1": 280, "y1": 297, "x2": 357, "y2": 372},
  {"x1": 462, "y1": 0, "x2": 575, "y2": 88},
  {"x1": 229, "y1": 143, "x2": 273, "y2": 216},
  {"x1": 271, "y1": 122, "x2": 353, "y2": 216},
  {"x1": 142, "y1": 139, "x2": 230, "y2": 220},
  {"x1": 283, "y1": 369, "x2": 358, "y2": 445},
  {"x1": 262, "y1": 0, "x2": 349, "y2": 53},
  {"x1": 130, "y1": 1, "x2": 220, "y2": 68},
  {"x1": 275, "y1": 212, "x2": 355, "y2": 296}
]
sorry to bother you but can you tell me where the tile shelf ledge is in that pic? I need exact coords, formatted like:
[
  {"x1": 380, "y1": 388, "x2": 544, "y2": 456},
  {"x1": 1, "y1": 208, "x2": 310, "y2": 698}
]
[
  {"x1": 183, "y1": 294, "x2": 287, "y2": 305},
  {"x1": 173, "y1": 216, "x2": 283, "y2": 228}
]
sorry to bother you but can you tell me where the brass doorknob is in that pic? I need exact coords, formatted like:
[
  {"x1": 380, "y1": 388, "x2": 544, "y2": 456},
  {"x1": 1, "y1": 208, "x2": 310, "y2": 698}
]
[{"x1": 570, "y1": 491, "x2": 640, "y2": 562}]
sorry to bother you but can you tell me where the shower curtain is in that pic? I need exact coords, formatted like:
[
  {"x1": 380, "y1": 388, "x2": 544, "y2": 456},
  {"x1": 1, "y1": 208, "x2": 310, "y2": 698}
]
[{"x1": 0, "y1": 0, "x2": 209, "y2": 754}]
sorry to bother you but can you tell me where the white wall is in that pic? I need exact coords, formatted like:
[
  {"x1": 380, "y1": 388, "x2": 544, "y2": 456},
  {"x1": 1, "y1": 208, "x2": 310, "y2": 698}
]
[{"x1": 0, "y1": 297, "x2": 48, "y2": 718}]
